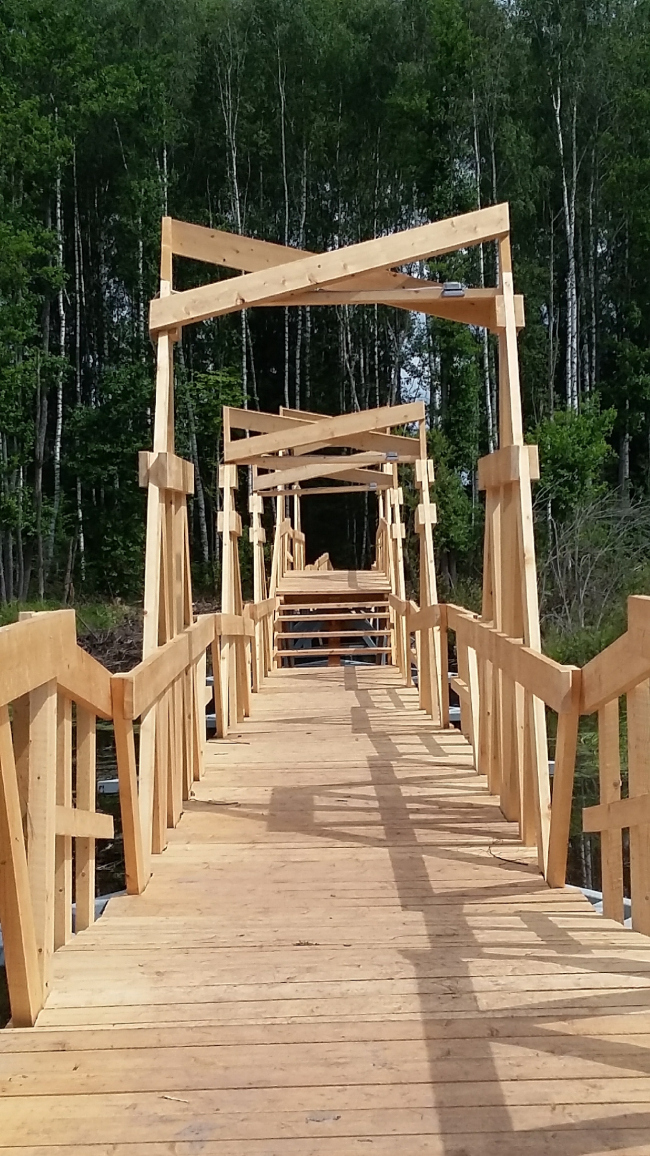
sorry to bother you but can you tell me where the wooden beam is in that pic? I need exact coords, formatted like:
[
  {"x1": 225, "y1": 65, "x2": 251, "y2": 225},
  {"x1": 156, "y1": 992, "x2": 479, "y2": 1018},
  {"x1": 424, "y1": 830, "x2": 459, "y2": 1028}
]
[
  {"x1": 114, "y1": 615, "x2": 215, "y2": 721},
  {"x1": 254, "y1": 464, "x2": 392, "y2": 490},
  {"x1": 57, "y1": 644, "x2": 113, "y2": 721},
  {"x1": 226, "y1": 401, "x2": 425, "y2": 464},
  {"x1": 257, "y1": 287, "x2": 525, "y2": 330},
  {"x1": 250, "y1": 452, "x2": 388, "y2": 469},
  {"x1": 245, "y1": 597, "x2": 279, "y2": 623},
  {"x1": 0, "y1": 612, "x2": 75, "y2": 709},
  {"x1": 583, "y1": 792, "x2": 650, "y2": 834},
  {"x1": 409, "y1": 604, "x2": 441, "y2": 633},
  {"x1": 167, "y1": 216, "x2": 426, "y2": 291},
  {"x1": 55, "y1": 806, "x2": 114, "y2": 840},
  {"x1": 580, "y1": 631, "x2": 650, "y2": 715},
  {"x1": 138, "y1": 451, "x2": 194, "y2": 495},
  {"x1": 477, "y1": 445, "x2": 540, "y2": 491},
  {"x1": 224, "y1": 406, "x2": 419, "y2": 459},
  {"x1": 150, "y1": 205, "x2": 510, "y2": 332},
  {"x1": 215, "y1": 613, "x2": 255, "y2": 638},
  {"x1": 261, "y1": 484, "x2": 380, "y2": 497},
  {"x1": 446, "y1": 606, "x2": 577, "y2": 714}
]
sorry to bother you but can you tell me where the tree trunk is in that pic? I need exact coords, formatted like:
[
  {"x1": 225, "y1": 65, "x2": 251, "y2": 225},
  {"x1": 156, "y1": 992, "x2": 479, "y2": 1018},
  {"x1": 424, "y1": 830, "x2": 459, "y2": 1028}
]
[
  {"x1": 619, "y1": 401, "x2": 630, "y2": 503},
  {"x1": 472, "y1": 92, "x2": 496, "y2": 453},
  {"x1": 278, "y1": 49, "x2": 290, "y2": 408},
  {"x1": 588, "y1": 146, "x2": 597, "y2": 392},
  {"x1": 553, "y1": 85, "x2": 579, "y2": 410},
  {"x1": 73, "y1": 146, "x2": 86, "y2": 584}
]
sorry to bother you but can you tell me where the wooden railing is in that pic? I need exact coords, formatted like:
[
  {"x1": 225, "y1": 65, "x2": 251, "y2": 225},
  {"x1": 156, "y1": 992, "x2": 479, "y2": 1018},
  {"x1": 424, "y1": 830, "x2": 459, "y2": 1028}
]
[
  {"x1": 391, "y1": 596, "x2": 582, "y2": 887},
  {"x1": 0, "y1": 611, "x2": 114, "y2": 1026},
  {"x1": 305, "y1": 552, "x2": 333, "y2": 571},
  {"x1": 580, "y1": 595, "x2": 650, "y2": 934},
  {"x1": 0, "y1": 600, "x2": 278, "y2": 1027}
]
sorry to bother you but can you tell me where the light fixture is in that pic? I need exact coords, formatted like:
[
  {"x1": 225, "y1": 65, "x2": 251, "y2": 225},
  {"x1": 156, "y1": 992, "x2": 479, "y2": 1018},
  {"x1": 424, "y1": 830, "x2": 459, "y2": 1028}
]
[
  {"x1": 385, "y1": 451, "x2": 399, "y2": 461},
  {"x1": 441, "y1": 281, "x2": 465, "y2": 297}
]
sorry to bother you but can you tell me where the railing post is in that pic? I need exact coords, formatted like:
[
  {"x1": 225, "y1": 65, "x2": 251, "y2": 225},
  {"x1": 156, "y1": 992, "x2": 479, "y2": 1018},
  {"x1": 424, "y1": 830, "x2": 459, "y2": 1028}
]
[
  {"x1": 25, "y1": 679, "x2": 57, "y2": 991},
  {"x1": 75, "y1": 707, "x2": 97, "y2": 932},
  {"x1": 111, "y1": 676, "x2": 148, "y2": 895},
  {"x1": 54, "y1": 694, "x2": 73, "y2": 949},
  {"x1": 626, "y1": 680, "x2": 650, "y2": 935},
  {"x1": 598, "y1": 698, "x2": 624, "y2": 923},
  {"x1": 0, "y1": 704, "x2": 43, "y2": 1025},
  {"x1": 547, "y1": 669, "x2": 581, "y2": 887},
  {"x1": 439, "y1": 605, "x2": 450, "y2": 728}
]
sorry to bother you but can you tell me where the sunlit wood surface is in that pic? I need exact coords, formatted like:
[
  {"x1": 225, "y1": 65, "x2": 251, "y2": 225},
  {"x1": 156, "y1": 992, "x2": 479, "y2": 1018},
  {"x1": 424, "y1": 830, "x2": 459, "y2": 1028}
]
[{"x1": 2, "y1": 665, "x2": 650, "y2": 1153}]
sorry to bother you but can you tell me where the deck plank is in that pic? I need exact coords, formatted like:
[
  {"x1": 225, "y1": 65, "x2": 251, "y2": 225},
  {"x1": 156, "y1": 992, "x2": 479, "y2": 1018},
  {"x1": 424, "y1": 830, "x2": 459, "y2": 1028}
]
[{"x1": 2, "y1": 665, "x2": 650, "y2": 1151}]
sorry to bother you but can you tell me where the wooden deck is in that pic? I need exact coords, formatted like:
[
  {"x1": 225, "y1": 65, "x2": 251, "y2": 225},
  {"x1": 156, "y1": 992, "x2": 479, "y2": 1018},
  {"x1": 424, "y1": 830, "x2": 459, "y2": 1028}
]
[
  {"x1": 276, "y1": 569, "x2": 390, "y2": 596},
  {"x1": 3, "y1": 665, "x2": 650, "y2": 1153}
]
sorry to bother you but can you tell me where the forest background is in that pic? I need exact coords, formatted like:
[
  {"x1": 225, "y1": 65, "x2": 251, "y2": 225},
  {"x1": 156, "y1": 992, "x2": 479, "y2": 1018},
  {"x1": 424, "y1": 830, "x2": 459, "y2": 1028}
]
[{"x1": 1, "y1": 0, "x2": 650, "y2": 669}]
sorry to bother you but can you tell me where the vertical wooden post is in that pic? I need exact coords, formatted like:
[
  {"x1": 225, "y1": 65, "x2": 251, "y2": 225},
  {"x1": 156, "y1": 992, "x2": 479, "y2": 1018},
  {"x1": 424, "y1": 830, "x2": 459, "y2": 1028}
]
[
  {"x1": 111, "y1": 676, "x2": 147, "y2": 895},
  {"x1": 249, "y1": 484, "x2": 269, "y2": 686},
  {"x1": 547, "y1": 670, "x2": 581, "y2": 888},
  {"x1": 152, "y1": 690, "x2": 169, "y2": 852},
  {"x1": 25, "y1": 680, "x2": 57, "y2": 990},
  {"x1": 0, "y1": 705, "x2": 42, "y2": 1025},
  {"x1": 477, "y1": 231, "x2": 548, "y2": 860},
  {"x1": 439, "y1": 605, "x2": 450, "y2": 729},
  {"x1": 219, "y1": 463, "x2": 240, "y2": 725},
  {"x1": 54, "y1": 695, "x2": 72, "y2": 949},
  {"x1": 598, "y1": 698, "x2": 624, "y2": 923},
  {"x1": 75, "y1": 707, "x2": 96, "y2": 933},
  {"x1": 212, "y1": 634, "x2": 228, "y2": 738},
  {"x1": 626, "y1": 680, "x2": 650, "y2": 935},
  {"x1": 415, "y1": 428, "x2": 441, "y2": 722},
  {"x1": 466, "y1": 645, "x2": 481, "y2": 765}
]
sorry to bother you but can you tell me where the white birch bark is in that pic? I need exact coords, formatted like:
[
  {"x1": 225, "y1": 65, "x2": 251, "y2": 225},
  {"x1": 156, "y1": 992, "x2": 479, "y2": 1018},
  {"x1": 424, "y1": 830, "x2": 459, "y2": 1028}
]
[{"x1": 553, "y1": 84, "x2": 579, "y2": 410}]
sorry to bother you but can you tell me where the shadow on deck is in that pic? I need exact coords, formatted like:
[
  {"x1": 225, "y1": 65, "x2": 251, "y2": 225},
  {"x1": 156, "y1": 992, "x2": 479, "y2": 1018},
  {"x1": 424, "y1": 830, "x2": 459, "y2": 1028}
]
[{"x1": 2, "y1": 665, "x2": 650, "y2": 1154}]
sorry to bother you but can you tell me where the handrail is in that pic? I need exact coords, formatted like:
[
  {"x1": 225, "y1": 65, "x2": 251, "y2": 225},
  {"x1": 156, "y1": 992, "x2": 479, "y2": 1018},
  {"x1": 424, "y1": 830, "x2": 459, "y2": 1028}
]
[
  {"x1": 579, "y1": 595, "x2": 650, "y2": 934},
  {"x1": 0, "y1": 611, "x2": 116, "y2": 1027},
  {"x1": 397, "y1": 596, "x2": 581, "y2": 887},
  {"x1": 0, "y1": 599, "x2": 280, "y2": 1028}
]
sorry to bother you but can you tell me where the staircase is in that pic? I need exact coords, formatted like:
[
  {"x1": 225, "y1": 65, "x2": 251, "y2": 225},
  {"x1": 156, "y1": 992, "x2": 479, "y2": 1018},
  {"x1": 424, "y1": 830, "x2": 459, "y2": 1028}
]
[{"x1": 274, "y1": 568, "x2": 391, "y2": 667}]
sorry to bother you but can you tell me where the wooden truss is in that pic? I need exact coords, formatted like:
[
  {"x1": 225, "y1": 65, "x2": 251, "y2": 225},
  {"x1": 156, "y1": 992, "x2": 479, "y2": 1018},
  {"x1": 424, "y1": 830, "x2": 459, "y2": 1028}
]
[{"x1": 141, "y1": 204, "x2": 550, "y2": 874}]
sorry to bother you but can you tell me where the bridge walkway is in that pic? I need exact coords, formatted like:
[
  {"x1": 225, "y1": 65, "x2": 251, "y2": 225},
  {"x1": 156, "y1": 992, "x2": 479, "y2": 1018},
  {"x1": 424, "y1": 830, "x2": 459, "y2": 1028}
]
[{"x1": 2, "y1": 665, "x2": 650, "y2": 1153}]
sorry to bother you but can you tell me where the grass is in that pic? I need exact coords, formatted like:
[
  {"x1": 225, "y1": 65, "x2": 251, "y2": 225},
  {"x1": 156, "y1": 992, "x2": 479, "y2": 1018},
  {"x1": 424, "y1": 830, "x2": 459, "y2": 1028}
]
[{"x1": 0, "y1": 600, "x2": 137, "y2": 634}]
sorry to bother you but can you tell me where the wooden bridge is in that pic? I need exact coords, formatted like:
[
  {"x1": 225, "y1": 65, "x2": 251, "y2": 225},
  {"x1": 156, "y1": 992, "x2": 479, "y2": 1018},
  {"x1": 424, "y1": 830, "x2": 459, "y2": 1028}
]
[{"x1": 2, "y1": 207, "x2": 650, "y2": 1152}]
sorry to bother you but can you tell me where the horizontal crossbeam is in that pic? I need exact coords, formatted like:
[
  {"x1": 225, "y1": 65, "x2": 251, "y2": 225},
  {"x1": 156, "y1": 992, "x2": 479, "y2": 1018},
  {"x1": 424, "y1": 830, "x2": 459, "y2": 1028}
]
[
  {"x1": 55, "y1": 806, "x2": 114, "y2": 841},
  {"x1": 150, "y1": 204, "x2": 510, "y2": 332},
  {"x1": 225, "y1": 401, "x2": 424, "y2": 464}
]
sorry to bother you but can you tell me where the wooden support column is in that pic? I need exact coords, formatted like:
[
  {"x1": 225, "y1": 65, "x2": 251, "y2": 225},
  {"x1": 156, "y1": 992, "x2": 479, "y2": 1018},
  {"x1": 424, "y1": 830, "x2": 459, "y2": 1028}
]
[
  {"x1": 249, "y1": 485, "x2": 269, "y2": 684},
  {"x1": 219, "y1": 464, "x2": 244, "y2": 726},
  {"x1": 477, "y1": 234, "x2": 549, "y2": 871},
  {"x1": 415, "y1": 444, "x2": 441, "y2": 723},
  {"x1": 0, "y1": 704, "x2": 42, "y2": 1025}
]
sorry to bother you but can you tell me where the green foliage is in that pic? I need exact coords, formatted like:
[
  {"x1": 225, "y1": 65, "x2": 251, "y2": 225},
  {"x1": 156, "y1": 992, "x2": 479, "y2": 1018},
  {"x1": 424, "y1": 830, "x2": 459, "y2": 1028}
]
[
  {"x1": 0, "y1": 0, "x2": 649, "y2": 626},
  {"x1": 426, "y1": 428, "x2": 483, "y2": 592},
  {"x1": 532, "y1": 403, "x2": 615, "y2": 518}
]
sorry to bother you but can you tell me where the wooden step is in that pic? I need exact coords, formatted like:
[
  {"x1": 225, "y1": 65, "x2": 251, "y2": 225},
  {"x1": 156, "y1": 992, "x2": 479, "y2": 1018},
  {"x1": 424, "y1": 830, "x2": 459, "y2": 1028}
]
[
  {"x1": 277, "y1": 612, "x2": 390, "y2": 622},
  {"x1": 276, "y1": 629, "x2": 390, "y2": 640},
  {"x1": 278, "y1": 600, "x2": 390, "y2": 611},
  {"x1": 275, "y1": 646, "x2": 392, "y2": 657}
]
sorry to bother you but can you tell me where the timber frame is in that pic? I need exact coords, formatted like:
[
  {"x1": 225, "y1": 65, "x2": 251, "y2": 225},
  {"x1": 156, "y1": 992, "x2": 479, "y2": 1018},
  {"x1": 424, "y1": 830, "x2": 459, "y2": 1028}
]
[
  {"x1": 140, "y1": 204, "x2": 551, "y2": 874},
  {"x1": 6, "y1": 205, "x2": 650, "y2": 1032}
]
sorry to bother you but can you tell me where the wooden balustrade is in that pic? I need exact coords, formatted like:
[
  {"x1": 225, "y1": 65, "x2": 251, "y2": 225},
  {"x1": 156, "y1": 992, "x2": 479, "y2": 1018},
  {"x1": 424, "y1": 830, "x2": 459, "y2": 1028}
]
[
  {"x1": 392, "y1": 596, "x2": 582, "y2": 886},
  {"x1": 0, "y1": 600, "x2": 278, "y2": 1028},
  {"x1": 0, "y1": 611, "x2": 113, "y2": 1026},
  {"x1": 581, "y1": 595, "x2": 650, "y2": 934}
]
